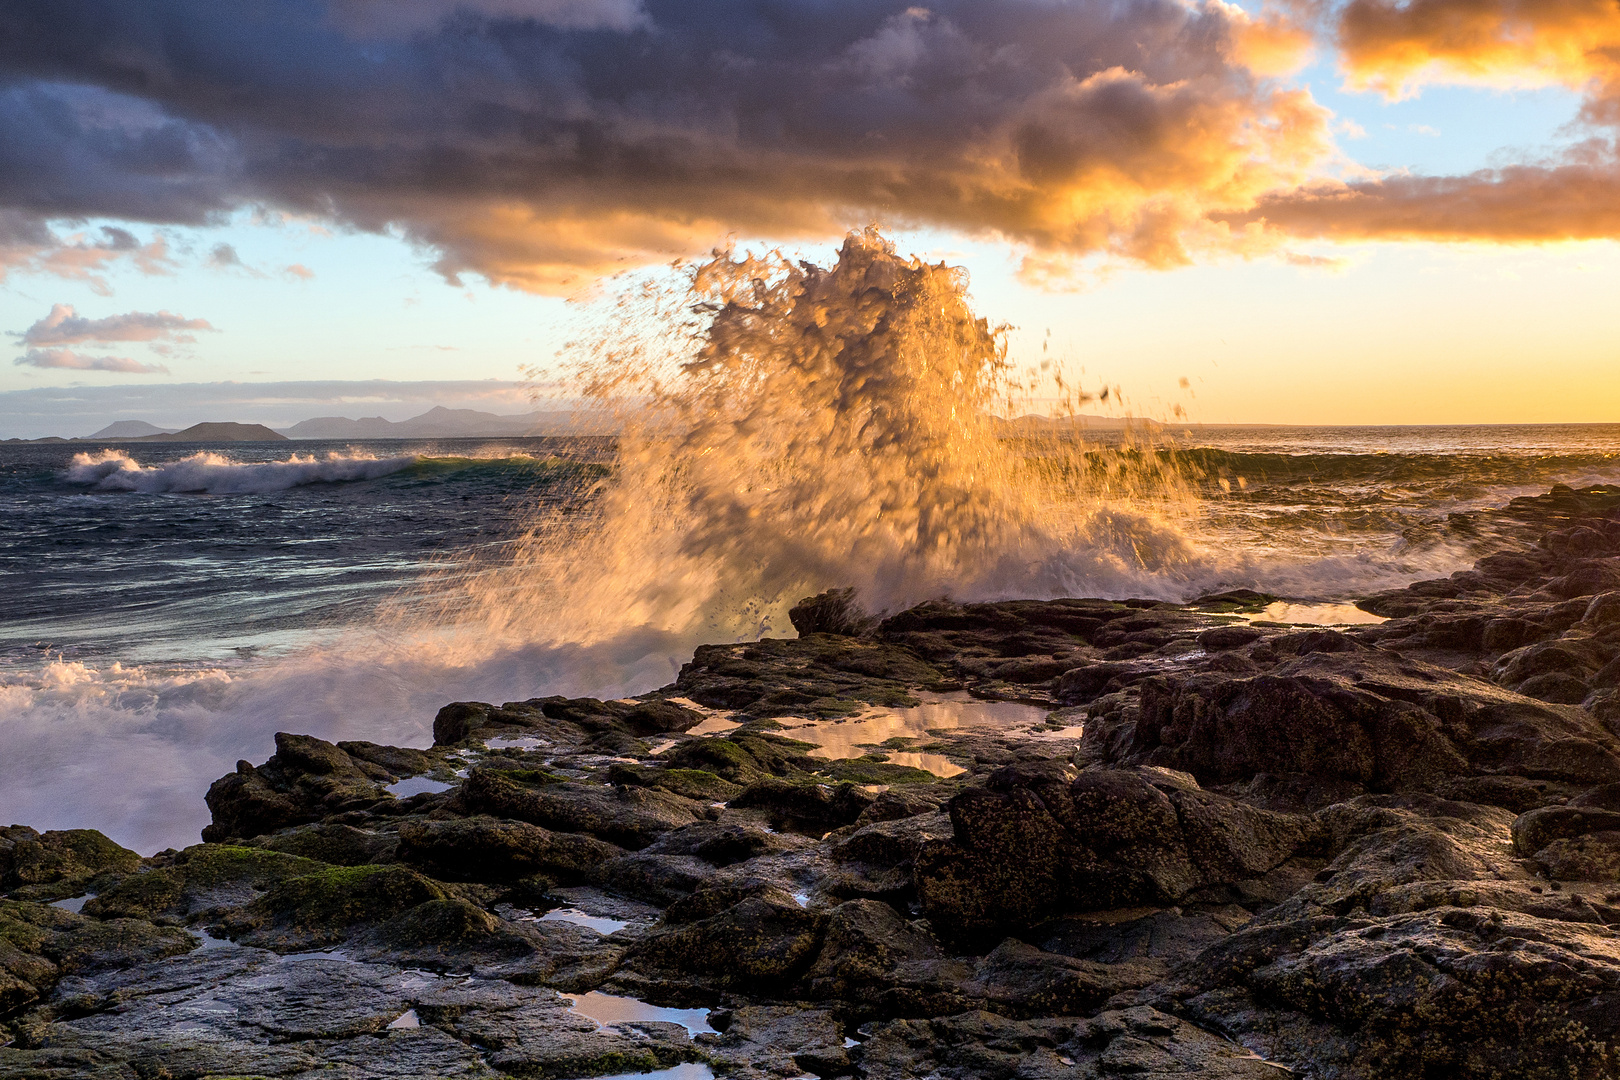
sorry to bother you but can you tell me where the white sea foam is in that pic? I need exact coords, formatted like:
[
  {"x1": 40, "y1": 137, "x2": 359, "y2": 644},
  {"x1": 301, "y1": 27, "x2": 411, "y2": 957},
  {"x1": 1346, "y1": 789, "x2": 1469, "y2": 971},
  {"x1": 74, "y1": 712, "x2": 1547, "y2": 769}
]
[
  {"x1": 64, "y1": 449, "x2": 419, "y2": 494},
  {"x1": 0, "y1": 627, "x2": 696, "y2": 853}
]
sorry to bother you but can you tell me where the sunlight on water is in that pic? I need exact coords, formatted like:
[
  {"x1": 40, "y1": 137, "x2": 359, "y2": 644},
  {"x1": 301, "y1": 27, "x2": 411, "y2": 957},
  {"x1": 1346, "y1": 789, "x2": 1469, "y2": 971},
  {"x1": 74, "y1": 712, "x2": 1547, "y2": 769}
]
[
  {"x1": 563, "y1": 991, "x2": 716, "y2": 1036},
  {"x1": 777, "y1": 694, "x2": 1051, "y2": 775}
]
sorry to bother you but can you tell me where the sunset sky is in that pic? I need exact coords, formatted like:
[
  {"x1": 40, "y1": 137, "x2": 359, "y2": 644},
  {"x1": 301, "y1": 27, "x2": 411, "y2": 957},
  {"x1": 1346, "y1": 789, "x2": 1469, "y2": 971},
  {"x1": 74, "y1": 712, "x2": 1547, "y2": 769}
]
[{"x1": 2, "y1": 0, "x2": 1619, "y2": 432}]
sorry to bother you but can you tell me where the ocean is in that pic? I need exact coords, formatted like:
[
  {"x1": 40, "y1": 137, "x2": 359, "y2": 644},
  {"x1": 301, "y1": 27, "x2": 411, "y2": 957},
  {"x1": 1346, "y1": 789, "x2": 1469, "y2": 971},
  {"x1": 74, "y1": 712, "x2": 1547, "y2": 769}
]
[{"x1": 5, "y1": 425, "x2": 1620, "y2": 854}]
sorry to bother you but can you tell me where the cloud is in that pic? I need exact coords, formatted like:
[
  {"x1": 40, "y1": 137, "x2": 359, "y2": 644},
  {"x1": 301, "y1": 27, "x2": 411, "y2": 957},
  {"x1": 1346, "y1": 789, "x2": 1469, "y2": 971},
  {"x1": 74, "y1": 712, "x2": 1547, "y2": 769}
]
[
  {"x1": 15, "y1": 347, "x2": 169, "y2": 373},
  {"x1": 0, "y1": 215, "x2": 176, "y2": 294},
  {"x1": 5, "y1": 0, "x2": 1619, "y2": 280},
  {"x1": 18, "y1": 304, "x2": 216, "y2": 346},
  {"x1": 329, "y1": 0, "x2": 648, "y2": 35},
  {"x1": 0, "y1": 0, "x2": 1334, "y2": 290},
  {"x1": 1335, "y1": 0, "x2": 1620, "y2": 98},
  {"x1": 283, "y1": 263, "x2": 314, "y2": 280},
  {"x1": 1228, "y1": 157, "x2": 1620, "y2": 243}
]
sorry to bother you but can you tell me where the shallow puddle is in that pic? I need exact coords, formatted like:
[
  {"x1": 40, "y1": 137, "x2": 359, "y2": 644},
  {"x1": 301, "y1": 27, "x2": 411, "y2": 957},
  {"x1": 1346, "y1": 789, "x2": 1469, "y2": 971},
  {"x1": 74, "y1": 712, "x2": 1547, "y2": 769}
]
[
  {"x1": 777, "y1": 695, "x2": 1049, "y2": 773},
  {"x1": 588, "y1": 1065, "x2": 715, "y2": 1080},
  {"x1": 387, "y1": 776, "x2": 453, "y2": 797},
  {"x1": 683, "y1": 714, "x2": 742, "y2": 737},
  {"x1": 50, "y1": 895, "x2": 88, "y2": 913},
  {"x1": 387, "y1": 1008, "x2": 421, "y2": 1029},
  {"x1": 538, "y1": 908, "x2": 632, "y2": 934},
  {"x1": 1244, "y1": 601, "x2": 1385, "y2": 626},
  {"x1": 882, "y1": 750, "x2": 966, "y2": 777},
  {"x1": 564, "y1": 991, "x2": 716, "y2": 1036},
  {"x1": 279, "y1": 949, "x2": 355, "y2": 964},
  {"x1": 486, "y1": 735, "x2": 550, "y2": 751},
  {"x1": 195, "y1": 930, "x2": 244, "y2": 951}
]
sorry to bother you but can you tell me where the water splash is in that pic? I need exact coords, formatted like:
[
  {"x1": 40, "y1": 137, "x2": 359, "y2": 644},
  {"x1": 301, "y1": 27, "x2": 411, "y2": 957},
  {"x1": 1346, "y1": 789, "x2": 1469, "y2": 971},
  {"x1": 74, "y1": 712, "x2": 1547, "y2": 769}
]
[{"x1": 454, "y1": 229, "x2": 1202, "y2": 645}]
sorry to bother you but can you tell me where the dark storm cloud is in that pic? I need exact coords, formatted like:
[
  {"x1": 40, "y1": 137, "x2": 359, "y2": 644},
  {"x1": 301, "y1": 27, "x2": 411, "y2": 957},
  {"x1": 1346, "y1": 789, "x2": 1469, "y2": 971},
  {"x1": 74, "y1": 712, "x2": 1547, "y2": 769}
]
[{"x1": 0, "y1": 0, "x2": 1327, "y2": 290}]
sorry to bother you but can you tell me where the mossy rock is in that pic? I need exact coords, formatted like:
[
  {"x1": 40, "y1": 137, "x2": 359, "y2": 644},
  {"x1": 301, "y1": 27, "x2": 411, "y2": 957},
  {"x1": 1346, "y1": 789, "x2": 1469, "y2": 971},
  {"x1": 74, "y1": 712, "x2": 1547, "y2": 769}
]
[
  {"x1": 490, "y1": 767, "x2": 569, "y2": 787},
  {"x1": 661, "y1": 738, "x2": 764, "y2": 783},
  {"x1": 0, "y1": 899, "x2": 192, "y2": 999},
  {"x1": 606, "y1": 764, "x2": 743, "y2": 801},
  {"x1": 82, "y1": 868, "x2": 184, "y2": 920},
  {"x1": 257, "y1": 824, "x2": 392, "y2": 867},
  {"x1": 176, "y1": 844, "x2": 326, "y2": 888},
  {"x1": 378, "y1": 898, "x2": 499, "y2": 947},
  {"x1": 815, "y1": 756, "x2": 940, "y2": 786},
  {"x1": 83, "y1": 844, "x2": 328, "y2": 920},
  {"x1": 0, "y1": 827, "x2": 141, "y2": 892},
  {"x1": 224, "y1": 864, "x2": 451, "y2": 947}
]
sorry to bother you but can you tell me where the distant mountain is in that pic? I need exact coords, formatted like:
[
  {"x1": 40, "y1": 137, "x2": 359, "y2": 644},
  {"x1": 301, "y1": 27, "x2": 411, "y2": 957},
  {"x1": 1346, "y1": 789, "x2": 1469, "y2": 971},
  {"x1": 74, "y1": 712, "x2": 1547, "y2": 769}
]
[
  {"x1": 85, "y1": 420, "x2": 179, "y2": 439},
  {"x1": 126, "y1": 422, "x2": 289, "y2": 442},
  {"x1": 280, "y1": 405, "x2": 603, "y2": 439}
]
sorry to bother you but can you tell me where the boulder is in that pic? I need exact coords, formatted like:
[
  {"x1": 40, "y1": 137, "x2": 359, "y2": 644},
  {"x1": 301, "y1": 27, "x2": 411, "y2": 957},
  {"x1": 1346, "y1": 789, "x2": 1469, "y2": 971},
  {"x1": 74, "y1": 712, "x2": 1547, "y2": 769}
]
[
  {"x1": 914, "y1": 767, "x2": 1307, "y2": 941},
  {"x1": 396, "y1": 816, "x2": 623, "y2": 882}
]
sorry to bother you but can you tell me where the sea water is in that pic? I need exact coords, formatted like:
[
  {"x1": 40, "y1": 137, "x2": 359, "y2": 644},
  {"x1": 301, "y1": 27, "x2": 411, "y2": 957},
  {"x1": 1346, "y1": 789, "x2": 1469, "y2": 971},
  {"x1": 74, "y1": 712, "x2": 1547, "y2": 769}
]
[{"x1": 4, "y1": 238, "x2": 1620, "y2": 853}]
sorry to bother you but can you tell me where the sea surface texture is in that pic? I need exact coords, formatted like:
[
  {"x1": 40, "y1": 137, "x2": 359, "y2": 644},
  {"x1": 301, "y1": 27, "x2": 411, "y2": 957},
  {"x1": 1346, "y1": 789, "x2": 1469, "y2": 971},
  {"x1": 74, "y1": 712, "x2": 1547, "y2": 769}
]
[{"x1": 2, "y1": 425, "x2": 1618, "y2": 851}]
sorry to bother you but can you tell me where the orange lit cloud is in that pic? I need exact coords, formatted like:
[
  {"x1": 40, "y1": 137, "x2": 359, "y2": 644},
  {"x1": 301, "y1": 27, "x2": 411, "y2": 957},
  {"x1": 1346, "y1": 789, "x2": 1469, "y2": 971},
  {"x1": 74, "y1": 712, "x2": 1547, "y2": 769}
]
[{"x1": 1337, "y1": 0, "x2": 1620, "y2": 97}]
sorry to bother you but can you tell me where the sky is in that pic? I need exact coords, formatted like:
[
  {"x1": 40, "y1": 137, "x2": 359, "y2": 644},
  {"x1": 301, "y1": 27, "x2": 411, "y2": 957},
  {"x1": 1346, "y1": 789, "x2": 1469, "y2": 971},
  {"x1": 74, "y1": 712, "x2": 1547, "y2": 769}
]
[{"x1": 2, "y1": 0, "x2": 1619, "y2": 434}]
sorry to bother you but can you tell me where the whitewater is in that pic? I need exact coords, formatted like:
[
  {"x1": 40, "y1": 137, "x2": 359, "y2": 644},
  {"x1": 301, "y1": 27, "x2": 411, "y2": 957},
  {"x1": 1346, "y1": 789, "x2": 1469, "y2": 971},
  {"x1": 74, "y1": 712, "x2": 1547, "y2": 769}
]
[{"x1": 4, "y1": 233, "x2": 1620, "y2": 853}]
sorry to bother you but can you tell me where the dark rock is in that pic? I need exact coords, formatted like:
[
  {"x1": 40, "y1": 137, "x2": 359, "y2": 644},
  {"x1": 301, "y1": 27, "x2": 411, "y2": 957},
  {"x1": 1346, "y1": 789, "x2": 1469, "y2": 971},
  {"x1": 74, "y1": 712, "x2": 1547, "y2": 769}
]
[
  {"x1": 643, "y1": 821, "x2": 788, "y2": 866},
  {"x1": 789, "y1": 587, "x2": 878, "y2": 637},
  {"x1": 460, "y1": 768, "x2": 702, "y2": 849},
  {"x1": 1548, "y1": 561, "x2": 1620, "y2": 599},
  {"x1": 1518, "y1": 671, "x2": 1591, "y2": 703},
  {"x1": 624, "y1": 896, "x2": 827, "y2": 989},
  {"x1": 729, "y1": 777, "x2": 877, "y2": 835},
  {"x1": 962, "y1": 937, "x2": 1158, "y2": 1017},
  {"x1": 799, "y1": 899, "x2": 953, "y2": 1004},
  {"x1": 336, "y1": 740, "x2": 432, "y2": 778},
  {"x1": 620, "y1": 700, "x2": 702, "y2": 736},
  {"x1": 1197, "y1": 625, "x2": 1262, "y2": 651},
  {"x1": 0, "y1": 899, "x2": 193, "y2": 1014},
  {"x1": 257, "y1": 822, "x2": 395, "y2": 866},
  {"x1": 914, "y1": 768, "x2": 1306, "y2": 942},
  {"x1": 432, "y1": 701, "x2": 491, "y2": 745},
  {"x1": 396, "y1": 816, "x2": 623, "y2": 882},
  {"x1": 605, "y1": 762, "x2": 743, "y2": 801},
  {"x1": 83, "y1": 843, "x2": 325, "y2": 919},
  {"x1": 1483, "y1": 617, "x2": 1545, "y2": 652},
  {"x1": 203, "y1": 734, "x2": 387, "y2": 842},
  {"x1": 1512, "y1": 804, "x2": 1620, "y2": 856},
  {"x1": 0, "y1": 827, "x2": 140, "y2": 892},
  {"x1": 219, "y1": 864, "x2": 454, "y2": 948},
  {"x1": 1055, "y1": 662, "x2": 1131, "y2": 704}
]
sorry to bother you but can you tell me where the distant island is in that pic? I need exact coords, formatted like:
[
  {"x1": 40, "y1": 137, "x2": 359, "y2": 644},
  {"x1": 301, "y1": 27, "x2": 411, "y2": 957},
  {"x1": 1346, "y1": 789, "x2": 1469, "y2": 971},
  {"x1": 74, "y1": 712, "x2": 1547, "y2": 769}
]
[
  {"x1": 2, "y1": 406, "x2": 604, "y2": 444},
  {"x1": 279, "y1": 405, "x2": 593, "y2": 439},
  {"x1": 123, "y1": 422, "x2": 288, "y2": 442},
  {"x1": 5, "y1": 406, "x2": 1188, "y2": 444}
]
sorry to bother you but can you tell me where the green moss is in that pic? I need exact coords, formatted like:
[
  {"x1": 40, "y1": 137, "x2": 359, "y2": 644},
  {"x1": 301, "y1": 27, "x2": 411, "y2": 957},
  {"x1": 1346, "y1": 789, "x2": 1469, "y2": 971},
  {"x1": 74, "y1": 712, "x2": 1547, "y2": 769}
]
[
  {"x1": 241, "y1": 865, "x2": 449, "y2": 940},
  {"x1": 82, "y1": 868, "x2": 184, "y2": 919},
  {"x1": 606, "y1": 763, "x2": 743, "y2": 801},
  {"x1": 816, "y1": 756, "x2": 940, "y2": 786},
  {"x1": 380, "y1": 898, "x2": 498, "y2": 947},
  {"x1": 176, "y1": 844, "x2": 326, "y2": 888},
  {"x1": 491, "y1": 768, "x2": 568, "y2": 787}
]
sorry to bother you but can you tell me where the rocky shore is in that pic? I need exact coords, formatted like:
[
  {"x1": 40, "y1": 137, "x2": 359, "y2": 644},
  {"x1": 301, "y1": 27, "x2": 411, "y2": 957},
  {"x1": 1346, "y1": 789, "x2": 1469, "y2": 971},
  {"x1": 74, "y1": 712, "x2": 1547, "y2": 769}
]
[{"x1": 6, "y1": 484, "x2": 1620, "y2": 1079}]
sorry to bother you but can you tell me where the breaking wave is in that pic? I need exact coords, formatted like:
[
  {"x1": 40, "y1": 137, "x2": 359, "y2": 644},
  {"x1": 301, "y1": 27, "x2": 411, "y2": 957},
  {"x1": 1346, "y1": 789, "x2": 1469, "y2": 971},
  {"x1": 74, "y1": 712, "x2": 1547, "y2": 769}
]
[
  {"x1": 425, "y1": 230, "x2": 1208, "y2": 646},
  {"x1": 65, "y1": 449, "x2": 420, "y2": 494}
]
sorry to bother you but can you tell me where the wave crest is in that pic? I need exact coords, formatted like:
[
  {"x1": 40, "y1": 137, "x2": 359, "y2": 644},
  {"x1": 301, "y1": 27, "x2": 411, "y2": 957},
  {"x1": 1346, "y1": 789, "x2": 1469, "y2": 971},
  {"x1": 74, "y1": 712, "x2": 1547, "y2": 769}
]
[{"x1": 64, "y1": 449, "x2": 420, "y2": 494}]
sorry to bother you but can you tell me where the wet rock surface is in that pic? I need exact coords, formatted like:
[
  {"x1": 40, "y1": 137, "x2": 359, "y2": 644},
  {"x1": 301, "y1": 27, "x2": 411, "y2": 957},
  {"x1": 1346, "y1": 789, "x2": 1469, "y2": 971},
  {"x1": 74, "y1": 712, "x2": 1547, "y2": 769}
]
[{"x1": 8, "y1": 484, "x2": 1620, "y2": 1078}]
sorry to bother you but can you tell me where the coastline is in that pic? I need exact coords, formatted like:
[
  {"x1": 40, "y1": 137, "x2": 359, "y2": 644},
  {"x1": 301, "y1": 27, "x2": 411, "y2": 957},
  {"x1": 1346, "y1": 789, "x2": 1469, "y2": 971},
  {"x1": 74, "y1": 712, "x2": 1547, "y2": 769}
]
[{"x1": 3, "y1": 484, "x2": 1620, "y2": 1079}]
